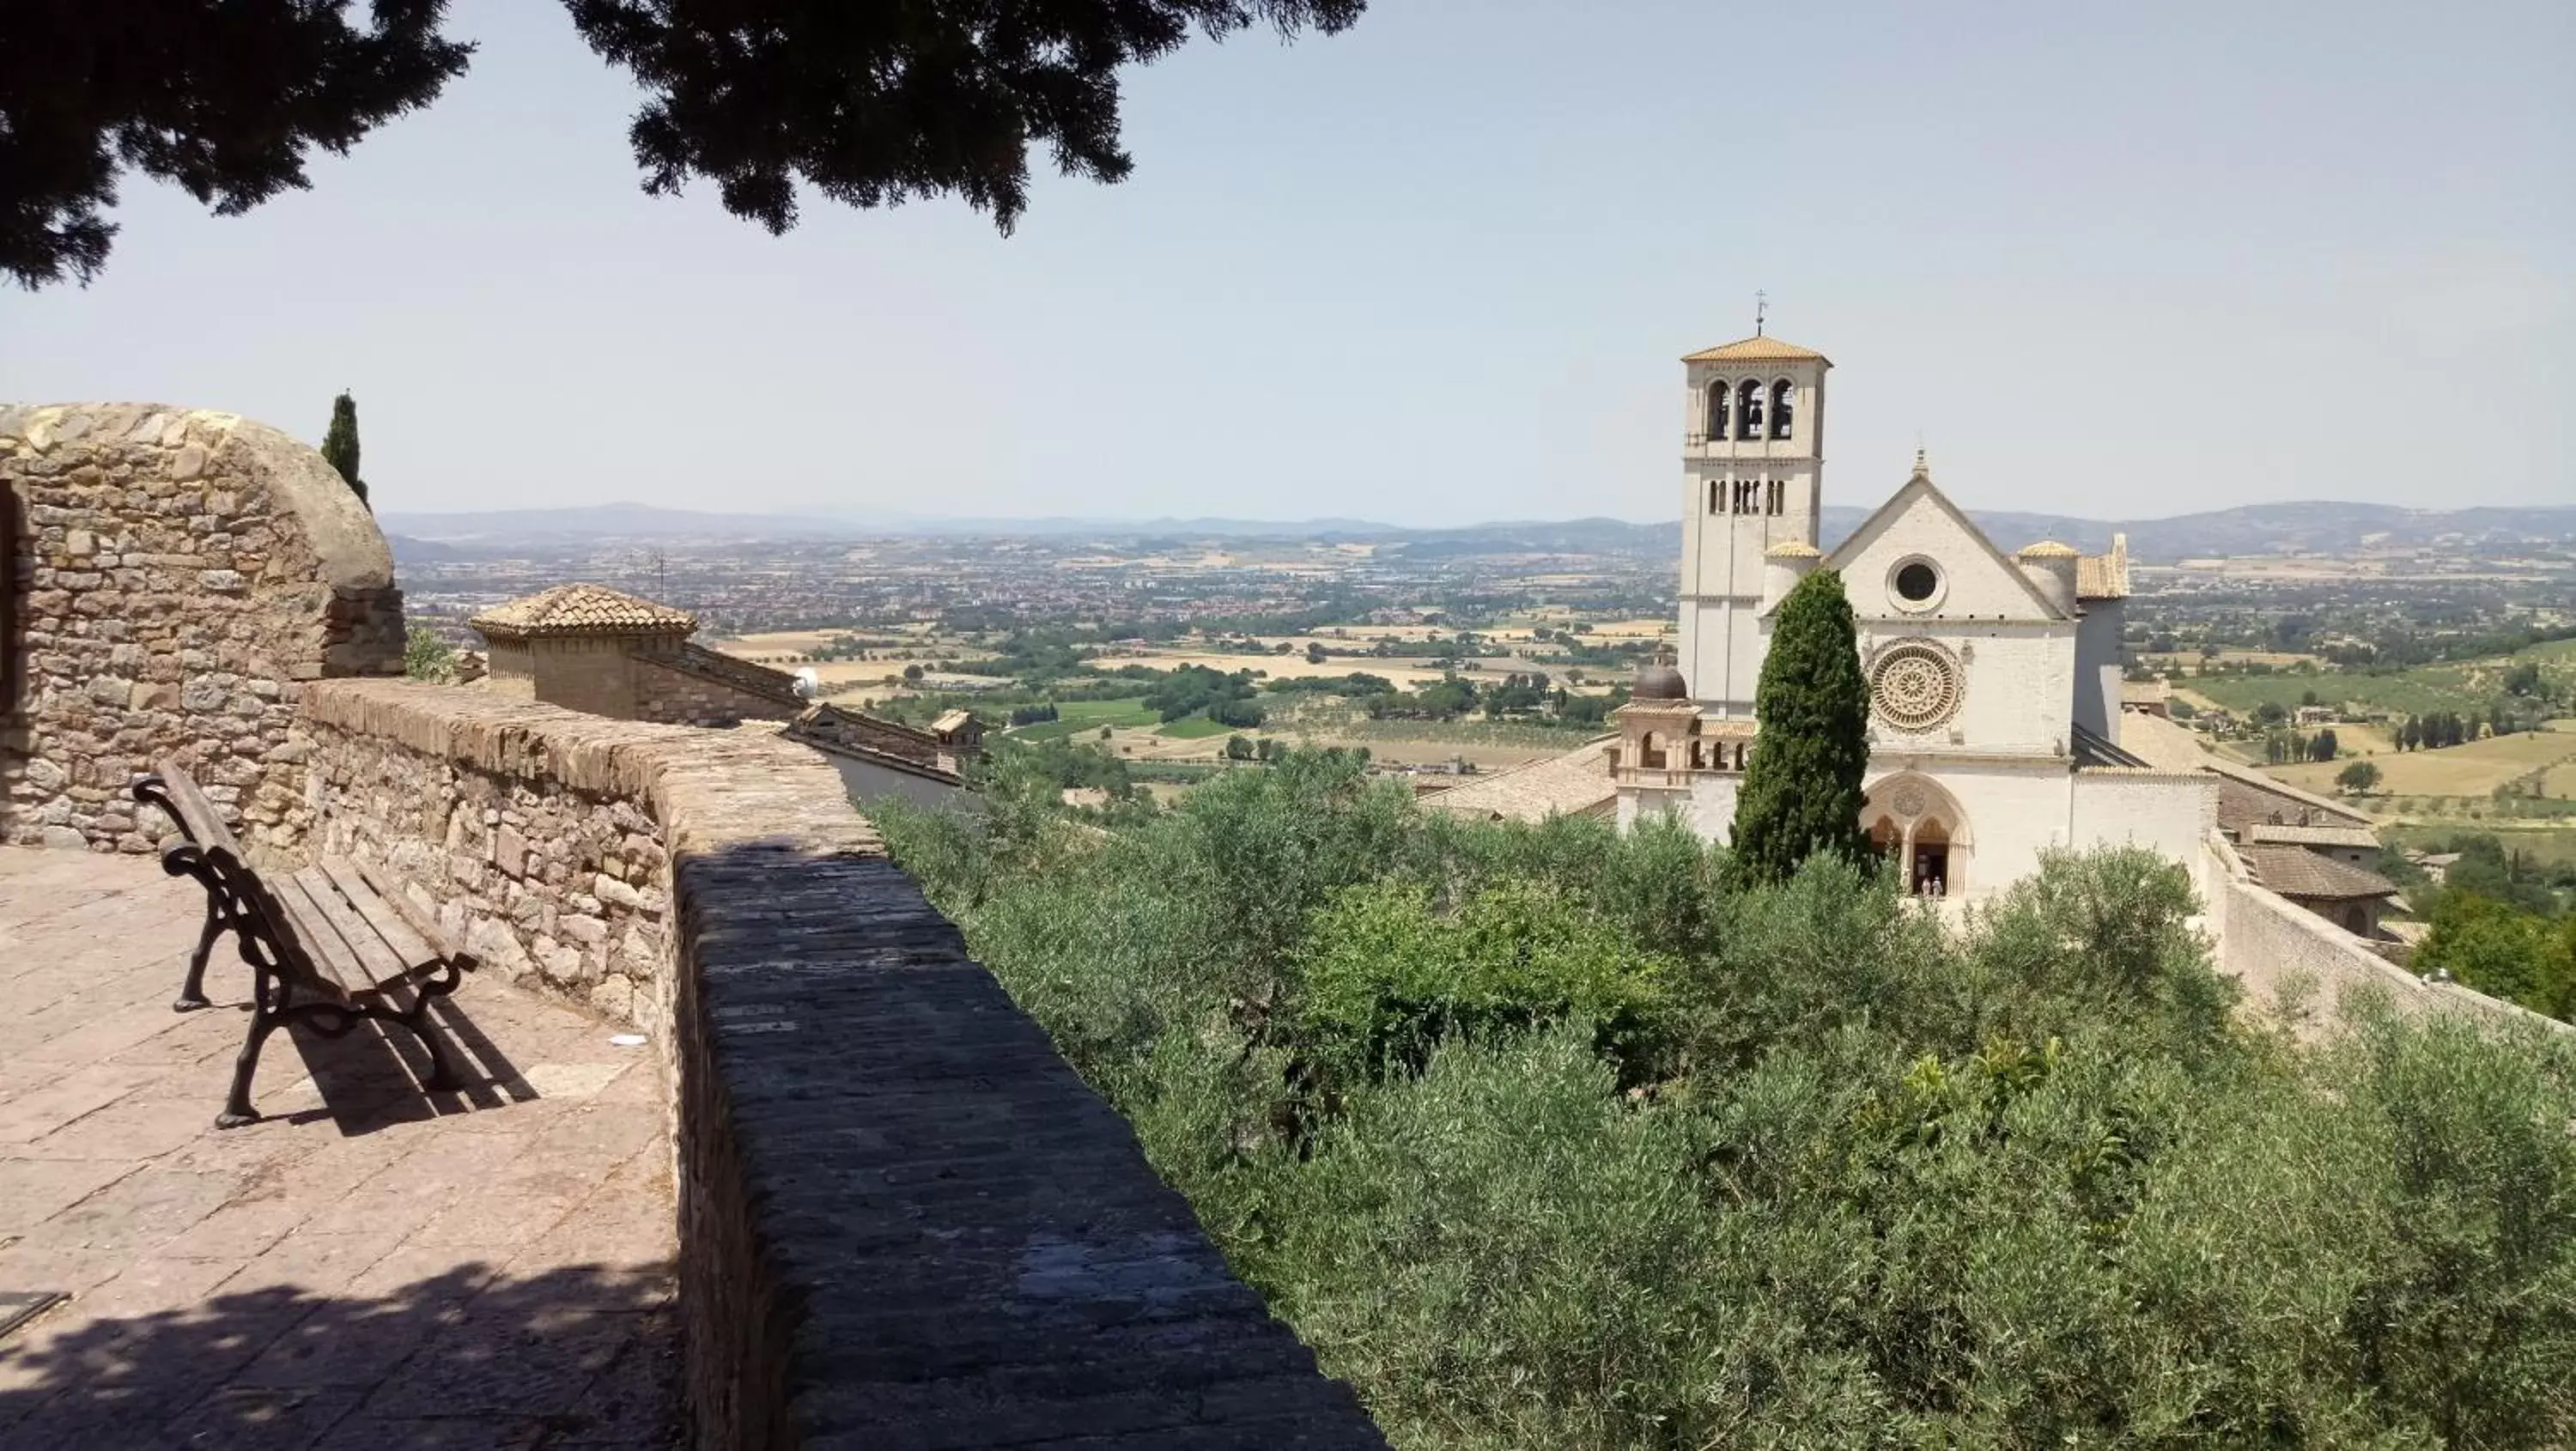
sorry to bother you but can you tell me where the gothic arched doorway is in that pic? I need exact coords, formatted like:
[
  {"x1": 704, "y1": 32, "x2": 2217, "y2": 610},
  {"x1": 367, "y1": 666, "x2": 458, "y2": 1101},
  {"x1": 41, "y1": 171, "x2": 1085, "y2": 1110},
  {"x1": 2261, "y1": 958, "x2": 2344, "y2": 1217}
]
[{"x1": 1862, "y1": 773, "x2": 1971, "y2": 898}]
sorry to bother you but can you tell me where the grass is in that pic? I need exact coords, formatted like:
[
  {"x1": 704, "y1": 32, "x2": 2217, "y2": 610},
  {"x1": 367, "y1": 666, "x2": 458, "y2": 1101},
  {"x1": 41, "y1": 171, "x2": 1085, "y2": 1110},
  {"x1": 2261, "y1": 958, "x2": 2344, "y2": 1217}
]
[
  {"x1": 2263, "y1": 725, "x2": 2576, "y2": 798},
  {"x1": 1005, "y1": 697, "x2": 1159, "y2": 742},
  {"x1": 1155, "y1": 715, "x2": 1236, "y2": 739}
]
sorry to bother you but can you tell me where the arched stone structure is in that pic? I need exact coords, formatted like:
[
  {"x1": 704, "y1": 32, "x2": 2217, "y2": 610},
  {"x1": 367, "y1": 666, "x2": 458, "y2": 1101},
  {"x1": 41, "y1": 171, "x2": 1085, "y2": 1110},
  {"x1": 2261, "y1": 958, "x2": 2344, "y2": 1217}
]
[
  {"x1": 1862, "y1": 770, "x2": 1971, "y2": 897},
  {"x1": 1, "y1": 404, "x2": 404, "y2": 851}
]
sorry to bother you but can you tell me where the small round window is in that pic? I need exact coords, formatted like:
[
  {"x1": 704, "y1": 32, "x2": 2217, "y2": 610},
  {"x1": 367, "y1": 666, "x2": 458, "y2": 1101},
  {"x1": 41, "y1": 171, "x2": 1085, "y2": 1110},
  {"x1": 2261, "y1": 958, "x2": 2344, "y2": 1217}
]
[{"x1": 1893, "y1": 562, "x2": 1940, "y2": 604}]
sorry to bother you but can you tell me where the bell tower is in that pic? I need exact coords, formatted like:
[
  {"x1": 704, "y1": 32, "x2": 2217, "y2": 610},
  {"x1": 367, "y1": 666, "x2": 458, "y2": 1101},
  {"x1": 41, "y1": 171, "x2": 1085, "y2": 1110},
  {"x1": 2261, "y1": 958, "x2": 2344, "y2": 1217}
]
[{"x1": 1675, "y1": 328, "x2": 1830, "y2": 716}]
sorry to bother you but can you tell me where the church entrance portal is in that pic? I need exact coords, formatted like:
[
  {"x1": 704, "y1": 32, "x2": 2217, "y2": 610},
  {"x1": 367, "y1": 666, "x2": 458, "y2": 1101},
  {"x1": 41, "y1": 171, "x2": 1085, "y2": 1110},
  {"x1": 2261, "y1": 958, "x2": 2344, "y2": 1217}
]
[{"x1": 1862, "y1": 775, "x2": 1967, "y2": 899}]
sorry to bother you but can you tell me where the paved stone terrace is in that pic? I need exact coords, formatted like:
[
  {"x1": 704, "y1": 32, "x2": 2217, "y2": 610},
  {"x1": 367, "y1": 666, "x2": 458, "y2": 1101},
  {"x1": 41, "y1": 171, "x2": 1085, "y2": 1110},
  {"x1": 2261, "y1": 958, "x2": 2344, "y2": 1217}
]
[{"x1": 0, "y1": 847, "x2": 677, "y2": 1449}]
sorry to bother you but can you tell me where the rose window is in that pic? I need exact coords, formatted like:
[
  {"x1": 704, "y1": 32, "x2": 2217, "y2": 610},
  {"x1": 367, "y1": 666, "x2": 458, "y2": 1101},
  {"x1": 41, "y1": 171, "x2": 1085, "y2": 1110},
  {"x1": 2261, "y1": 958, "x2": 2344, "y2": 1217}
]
[{"x1": 1870, "y1": 641, "x2": 1965, "y2": 732}]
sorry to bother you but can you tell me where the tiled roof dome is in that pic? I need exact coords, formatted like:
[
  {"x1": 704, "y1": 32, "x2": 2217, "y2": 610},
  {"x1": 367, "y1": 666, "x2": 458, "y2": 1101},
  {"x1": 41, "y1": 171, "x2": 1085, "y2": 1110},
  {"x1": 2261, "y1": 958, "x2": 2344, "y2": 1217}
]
[
  {"x1": 1681, "y1": 335, "x2": 1831, "y2": 364},
  {"x1": 469, "y1": 583, "x2": 697, "y2": 640}
]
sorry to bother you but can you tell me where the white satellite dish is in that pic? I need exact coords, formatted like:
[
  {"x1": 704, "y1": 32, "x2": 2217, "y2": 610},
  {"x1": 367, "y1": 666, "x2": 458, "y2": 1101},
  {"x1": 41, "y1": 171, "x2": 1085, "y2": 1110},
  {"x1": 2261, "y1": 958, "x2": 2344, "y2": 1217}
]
[{"x1": 793, "y1": 667, "x2": 820, "y2": 700}]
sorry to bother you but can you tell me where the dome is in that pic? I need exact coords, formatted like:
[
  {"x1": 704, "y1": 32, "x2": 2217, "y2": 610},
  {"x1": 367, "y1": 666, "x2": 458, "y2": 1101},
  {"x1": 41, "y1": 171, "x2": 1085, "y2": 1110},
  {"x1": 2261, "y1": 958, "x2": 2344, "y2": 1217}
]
[{"x1": 1632, "y1": 659, "x2": 1688, "y2": 701}]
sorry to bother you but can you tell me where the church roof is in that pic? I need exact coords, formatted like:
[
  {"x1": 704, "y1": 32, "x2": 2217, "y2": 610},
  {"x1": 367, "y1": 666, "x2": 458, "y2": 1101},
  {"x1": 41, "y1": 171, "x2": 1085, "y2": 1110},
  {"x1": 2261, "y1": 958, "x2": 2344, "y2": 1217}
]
[
  {"x1": 2241, "y1": 845, "x2": 2398, "y2": 902},
  {"x1": 1682, "y1": 335, "x2": 1832, "y2": 364},
  {"x1": 2076, "y1": 535, "x2": 2132, "y2": 599},
  {"x1": 2016, "y1": 540, "x2": 2081, "y2": 559},
  {"x1": 1765, "y1": 540, "x2": 1823, "y2": 559},
  {"x1": 1423, "y1": 738, "x2": 1617, "y2": 823},
  {"x1": 470, "y1": 583, "x2": 697, "y2": 640}
]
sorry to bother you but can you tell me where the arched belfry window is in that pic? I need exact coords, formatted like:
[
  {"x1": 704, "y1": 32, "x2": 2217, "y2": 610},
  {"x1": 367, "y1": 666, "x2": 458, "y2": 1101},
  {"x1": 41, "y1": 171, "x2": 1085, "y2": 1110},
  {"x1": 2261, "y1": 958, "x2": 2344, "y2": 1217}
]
[
  {"x1": 1705, "y1": 381, "x2": 1728, "y2": 440},
  {"x1": 1737, "y1": 379, "x2": 1763, "y2": 440},
  {"x1": 1771, "y1": 379, "x2": 1795, "y2": 440}
]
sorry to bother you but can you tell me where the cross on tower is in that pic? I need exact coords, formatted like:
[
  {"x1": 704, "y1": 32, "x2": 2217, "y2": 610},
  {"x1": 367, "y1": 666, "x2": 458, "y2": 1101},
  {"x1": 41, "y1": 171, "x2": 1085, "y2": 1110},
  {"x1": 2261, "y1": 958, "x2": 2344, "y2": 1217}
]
[{"x1": 1754, "y1": 290, "x2": 1767, "y2": 336}]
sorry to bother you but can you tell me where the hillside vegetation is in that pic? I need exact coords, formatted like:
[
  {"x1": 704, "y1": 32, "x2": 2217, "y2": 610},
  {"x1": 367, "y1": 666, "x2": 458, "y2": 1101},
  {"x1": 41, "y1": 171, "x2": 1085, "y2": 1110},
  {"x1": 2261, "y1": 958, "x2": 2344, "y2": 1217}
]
[
  {"x1": 874, "y1": 751, "x2": 2576, "y2": 1450},
  {"x1": 2188, "y1": 638, "x2": 2576, "y2": 719}
]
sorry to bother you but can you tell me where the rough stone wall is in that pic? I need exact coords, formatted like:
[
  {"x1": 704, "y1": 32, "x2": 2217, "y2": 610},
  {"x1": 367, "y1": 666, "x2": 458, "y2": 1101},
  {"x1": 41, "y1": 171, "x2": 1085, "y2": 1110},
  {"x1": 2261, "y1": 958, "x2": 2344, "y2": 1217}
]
[
  {"x1": 1, "y1": 403, "x2": 401, "y2": 852},
  {"x1": 291, "y1": 679, "x2": 1387, "y2": 1451},
  {"x1": 295, "y1": 702, "x2": 677, "y2": 1027},
  {"x1": 632, "y1": 644, "x2": 802, "y2": 728}
]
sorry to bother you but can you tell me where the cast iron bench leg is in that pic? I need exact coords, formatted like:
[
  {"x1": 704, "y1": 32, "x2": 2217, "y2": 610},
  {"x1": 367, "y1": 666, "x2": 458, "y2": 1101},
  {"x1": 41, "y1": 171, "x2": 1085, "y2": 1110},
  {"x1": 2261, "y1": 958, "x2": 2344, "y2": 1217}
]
[
  {"x1": 216, "y1": 1005, "x2": 280, "y2": 1130},
  {"x1": 398, "y1": 999, "x2": 463, "y2": 1093},
  {"x1": 174, "y1": 912, "x2": 222, "y2": 1012}
]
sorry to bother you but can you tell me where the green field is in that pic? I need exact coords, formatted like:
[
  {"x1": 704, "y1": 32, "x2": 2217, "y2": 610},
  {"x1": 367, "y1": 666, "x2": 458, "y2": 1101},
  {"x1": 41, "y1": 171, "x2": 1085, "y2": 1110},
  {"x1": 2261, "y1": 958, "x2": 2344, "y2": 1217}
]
[
  {"x1": 2187, "y1": 638, "x2": 2576, "y2": 719},
  {"x1": 1005, "y1": 697, "x2": 1159, "y2": 741},
  {"x1": 2380, "y1": 823, "x2": 2576, "y2": 872}
]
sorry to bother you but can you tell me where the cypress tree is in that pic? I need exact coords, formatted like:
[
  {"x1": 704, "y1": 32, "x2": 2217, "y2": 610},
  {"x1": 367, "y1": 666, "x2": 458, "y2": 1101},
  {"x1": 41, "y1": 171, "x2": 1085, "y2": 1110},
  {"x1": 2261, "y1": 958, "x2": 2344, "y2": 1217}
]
[
  {"x1": 320, "y1": 391, "x2": 366, "y2": 507},
  {"x1": 1729, "y1": 568, "x2": 1872, "y2": 885}
]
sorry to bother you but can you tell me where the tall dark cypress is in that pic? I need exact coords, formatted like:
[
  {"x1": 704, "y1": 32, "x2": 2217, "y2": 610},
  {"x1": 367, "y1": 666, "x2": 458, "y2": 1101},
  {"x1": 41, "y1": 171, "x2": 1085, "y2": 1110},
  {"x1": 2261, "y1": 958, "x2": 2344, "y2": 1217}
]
[
  {"x1": 1729, "y1": 568, "x2": 1872, "y2": 885},
  {"x1": 320, "y1": 391, "x2": 366, "y2": 507}
]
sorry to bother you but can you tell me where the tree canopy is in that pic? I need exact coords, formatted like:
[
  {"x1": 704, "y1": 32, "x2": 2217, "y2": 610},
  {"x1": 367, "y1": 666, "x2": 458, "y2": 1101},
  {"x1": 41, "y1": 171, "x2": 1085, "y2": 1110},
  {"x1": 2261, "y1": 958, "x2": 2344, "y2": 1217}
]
[
  {"x1": 869, "y1": 750, "x2": 2576, "y2": 1448},
  {"x1": 3, "y1": 0, "x2": 1365, "y2": 289},
  {"x1": 1729, "y1": 568, "x2": 1872, "y2": 883}
]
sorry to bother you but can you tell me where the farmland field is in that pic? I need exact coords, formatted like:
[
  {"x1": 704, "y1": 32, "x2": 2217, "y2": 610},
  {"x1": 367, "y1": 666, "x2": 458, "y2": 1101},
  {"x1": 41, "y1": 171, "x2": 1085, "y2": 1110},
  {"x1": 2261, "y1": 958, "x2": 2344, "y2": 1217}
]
[
  {"x1": 2263, "y1": 724, "x2": 2576, "y2": 797},
  {"x1": 1005, "y1": 698, "x2": 1160, "y2": 742},
  {"x1": 2186, "y1": 638, "x2": 2576, "y2": 719},
  {"x1": 1155, "y1": 715, "x2": 1236, "y2": 740}
]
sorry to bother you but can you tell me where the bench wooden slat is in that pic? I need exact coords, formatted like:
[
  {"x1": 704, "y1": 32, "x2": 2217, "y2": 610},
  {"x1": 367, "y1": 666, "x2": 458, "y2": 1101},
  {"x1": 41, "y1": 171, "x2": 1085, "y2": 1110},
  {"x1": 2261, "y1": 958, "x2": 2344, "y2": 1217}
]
[
  {"x1": 319, "y1": 859, "x2": 440, "y2": 970},
  {"x1": 268, "y1": 872, "x2": 380, "y2": 1004},
  {"x1": 293, "y1": 865, "x2": 413, "y2": 988},
  {"x1": 150, "y1": 757, "x2": 239, "y2": 855},
  {"x1": 348, "y1": 859, "x2": 475, "y2": 969}
]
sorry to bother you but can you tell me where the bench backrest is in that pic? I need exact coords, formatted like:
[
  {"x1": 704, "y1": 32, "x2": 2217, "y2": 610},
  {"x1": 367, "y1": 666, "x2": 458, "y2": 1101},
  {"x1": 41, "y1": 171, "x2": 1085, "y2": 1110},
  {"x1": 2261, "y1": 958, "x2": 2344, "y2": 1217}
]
[{"x1": 140, "y1": 760, "x2": 244, "y2": 861}]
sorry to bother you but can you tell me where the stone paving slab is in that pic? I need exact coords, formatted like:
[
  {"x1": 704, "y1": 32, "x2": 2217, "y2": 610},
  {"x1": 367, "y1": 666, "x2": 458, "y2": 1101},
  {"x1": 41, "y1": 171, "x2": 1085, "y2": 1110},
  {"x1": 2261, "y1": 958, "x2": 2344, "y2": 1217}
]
[{"x1": 0, "y1": 847, "x2": 677, "y2": 1449}]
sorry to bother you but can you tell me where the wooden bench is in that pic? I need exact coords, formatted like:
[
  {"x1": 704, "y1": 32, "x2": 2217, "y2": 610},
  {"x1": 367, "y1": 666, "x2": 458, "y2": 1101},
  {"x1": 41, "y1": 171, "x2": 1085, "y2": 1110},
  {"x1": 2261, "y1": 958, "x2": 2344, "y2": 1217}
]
[{"x1": 132, "y1": 762, "x2": 475, "y2": 1128}]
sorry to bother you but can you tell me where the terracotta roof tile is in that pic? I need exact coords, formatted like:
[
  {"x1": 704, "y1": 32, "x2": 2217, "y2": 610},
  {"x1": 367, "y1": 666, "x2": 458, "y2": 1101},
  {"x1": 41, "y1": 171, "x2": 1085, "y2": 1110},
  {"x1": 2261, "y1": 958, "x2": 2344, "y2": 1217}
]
[
  {"x1": 1681, "y1": 336, "x2": 1832, "y2": 364},
  {"x1": 1424, "y1": 738, "x2": 1616, "y2": 823},
  {"x1": 470, "y1": 583, "x2": 696, "y2": 639},
  {"x1": 2242, "y1": 845, "x2": 2397, "y2": 901}
]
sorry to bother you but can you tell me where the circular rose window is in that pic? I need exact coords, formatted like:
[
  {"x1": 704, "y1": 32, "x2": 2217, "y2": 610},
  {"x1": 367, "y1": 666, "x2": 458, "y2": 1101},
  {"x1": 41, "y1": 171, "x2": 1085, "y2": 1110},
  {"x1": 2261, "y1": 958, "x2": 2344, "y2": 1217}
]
[{"x1": 1870, "y1": 640, "x2": 1965, "y2": 732}]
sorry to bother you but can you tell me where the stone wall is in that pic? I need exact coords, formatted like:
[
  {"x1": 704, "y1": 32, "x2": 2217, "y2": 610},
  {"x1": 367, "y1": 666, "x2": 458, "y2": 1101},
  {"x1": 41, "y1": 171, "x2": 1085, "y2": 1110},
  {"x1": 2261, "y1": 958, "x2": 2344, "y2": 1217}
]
[
  {"x1": 1, "y1": 403, "x2": 402, "y2": 852},
  {"x1": 295, "y1": 691, "x2": 682, "y2": 1026},
  {"x1": 633, "y1": 643, "x2": 804, "y2": 728},
  {"x1": 291, "y1": 679, "x2": 1388, "y2": 1451},
  {"x1": 2202, "y1": 832, "x2": 2569, "y2": 1039}
]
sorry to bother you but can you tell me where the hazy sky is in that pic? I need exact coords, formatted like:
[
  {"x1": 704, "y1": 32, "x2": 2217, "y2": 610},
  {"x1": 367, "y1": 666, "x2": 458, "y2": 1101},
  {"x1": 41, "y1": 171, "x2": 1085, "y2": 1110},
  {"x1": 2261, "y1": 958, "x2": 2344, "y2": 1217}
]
[{"x1": 3, "y1": 0, "x2": 2569, "y2": 525}]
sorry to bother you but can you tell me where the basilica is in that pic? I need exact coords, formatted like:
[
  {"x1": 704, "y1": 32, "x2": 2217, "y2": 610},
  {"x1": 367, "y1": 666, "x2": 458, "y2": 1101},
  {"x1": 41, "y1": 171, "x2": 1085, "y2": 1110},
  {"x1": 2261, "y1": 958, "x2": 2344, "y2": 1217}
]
[{"x1": 1439, "y1": 332, "x2": 2218, "y2": 903}]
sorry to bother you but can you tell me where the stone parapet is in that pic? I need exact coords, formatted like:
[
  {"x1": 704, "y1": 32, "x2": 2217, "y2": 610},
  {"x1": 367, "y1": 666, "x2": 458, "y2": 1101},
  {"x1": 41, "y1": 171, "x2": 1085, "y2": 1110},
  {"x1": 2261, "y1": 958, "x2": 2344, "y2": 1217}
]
[{"x1": 291, "y1": 678, "x2": 1386, "y2": 1451}]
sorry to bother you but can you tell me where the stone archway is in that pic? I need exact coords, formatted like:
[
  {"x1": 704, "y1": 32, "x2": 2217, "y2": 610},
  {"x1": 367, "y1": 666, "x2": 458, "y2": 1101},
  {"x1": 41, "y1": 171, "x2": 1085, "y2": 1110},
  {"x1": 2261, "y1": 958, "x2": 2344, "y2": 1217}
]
[{"x1": 1862, "y1": 772, "x2": 1971, "y2": 898}]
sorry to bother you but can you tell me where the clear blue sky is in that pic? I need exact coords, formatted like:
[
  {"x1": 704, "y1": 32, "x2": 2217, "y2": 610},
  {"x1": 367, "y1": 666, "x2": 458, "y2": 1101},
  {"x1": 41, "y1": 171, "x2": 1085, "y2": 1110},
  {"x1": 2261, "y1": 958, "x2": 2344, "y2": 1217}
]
[{"x1": 3, "y1": 0, "x2": 2569, "y2": 525}]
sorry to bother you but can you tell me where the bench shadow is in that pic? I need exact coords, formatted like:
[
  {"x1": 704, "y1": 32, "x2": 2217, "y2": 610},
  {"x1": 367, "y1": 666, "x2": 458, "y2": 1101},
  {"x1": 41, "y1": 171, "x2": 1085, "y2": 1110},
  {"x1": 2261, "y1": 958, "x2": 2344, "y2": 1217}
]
[
  {"x1": 271, "y1": 986, "x2": 543, "y2": 1137},
  {"x1": 0, "y1": 1260, "x2": 677, "y2": 1448}
]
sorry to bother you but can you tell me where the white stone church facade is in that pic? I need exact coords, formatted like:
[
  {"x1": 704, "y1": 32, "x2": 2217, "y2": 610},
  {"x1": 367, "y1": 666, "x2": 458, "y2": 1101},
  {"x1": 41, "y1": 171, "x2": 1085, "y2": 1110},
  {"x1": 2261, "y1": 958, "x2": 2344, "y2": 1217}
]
[{"x1": 1605, "y1": 334, "x2": 2215, "y2": 901}]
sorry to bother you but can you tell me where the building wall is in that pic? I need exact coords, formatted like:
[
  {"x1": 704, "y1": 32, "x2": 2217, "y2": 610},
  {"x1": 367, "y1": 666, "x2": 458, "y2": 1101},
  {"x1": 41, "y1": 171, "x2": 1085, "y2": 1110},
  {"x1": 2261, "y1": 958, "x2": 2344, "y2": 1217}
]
[
  {"x1": 483, "y1": 639, "x2": 536, "y2": 699},
  {"x1": 1858, "y1": 620, "x2": 2076, "y2": 756},
  {"x1": 1, "y1": 403, "x2": 403, "y2": 852},
  {"x1": 529, "y1": 634, "x2": 641, "y2": 718},
  {"x1": 1869, "y1": 758, "x2": 2070, "y2": 899},
  {"x1": 2069, "y1": 769, "x2": 2217, "y2": 895},
  {"x1": 819, "y1": 751, "x2": 970, "y2": 811},
  {"x1": 288, "y1": 678, "x2": 1387, "y2": 1451},
  {"x1": 2074, "y1": 598, "x2": 2123, "y2": 741},
  {"x1": 633, "y1": 645, "x2": 803, "y2": 728}
]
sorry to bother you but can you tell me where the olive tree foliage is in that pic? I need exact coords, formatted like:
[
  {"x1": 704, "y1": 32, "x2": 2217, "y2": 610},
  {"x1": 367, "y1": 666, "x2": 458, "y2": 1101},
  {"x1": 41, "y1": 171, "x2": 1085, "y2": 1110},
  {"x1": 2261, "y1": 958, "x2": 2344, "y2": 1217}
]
[
  {"x1": 871, "y1": 752, "x2": 2576, "y2": 1449},
  {"x1": 3, "y1": 0, "x2": 1365, "y2": 288},
  {"x1": 1729, "y1": 567, "x2": 1873, "y2": 885}
]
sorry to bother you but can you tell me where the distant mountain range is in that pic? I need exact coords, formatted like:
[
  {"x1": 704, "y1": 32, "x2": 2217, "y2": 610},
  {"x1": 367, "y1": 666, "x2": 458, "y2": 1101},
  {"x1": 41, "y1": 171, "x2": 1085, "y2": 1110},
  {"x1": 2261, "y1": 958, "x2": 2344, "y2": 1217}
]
[{"x1": 380, "y1": 501, "x2": 2576, "y2": 563}]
